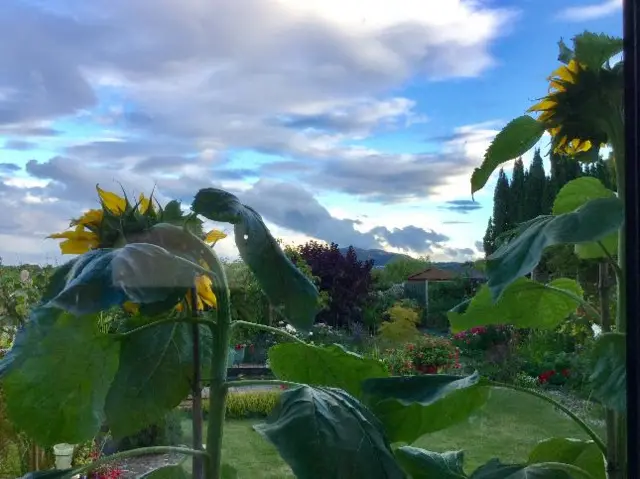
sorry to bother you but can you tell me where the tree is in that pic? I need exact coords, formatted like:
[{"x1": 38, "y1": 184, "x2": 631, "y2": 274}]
[
  {"x1": 376, "y1": 256, "x2": 430, "y2": 288},
  {"x1": 523, "y1": 149, "x2": 547, "y2": 219},
  {"x1": 294, "y1": 241, "x2": 374, "y2": 328},
  {"x1": 491, "y1": 169, "x2": 511, "y2": 249},
  {"x1": 482, "y1": 217, "x2": 494, "y2": 256},
  {"x1": 509, "y1": 158, "x2": 526, "y2": 225}
]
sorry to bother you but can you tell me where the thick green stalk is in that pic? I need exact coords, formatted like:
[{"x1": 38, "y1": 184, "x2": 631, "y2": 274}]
[
  {"x1": 231, "y1": 319, "x2": 307, "y2": 344},
  {"x1": 203, "y1": 249, "x2": 232, "y2": 479},
  {"x1": 606, "y1": 106, "x2": 626, "y2": 479}
]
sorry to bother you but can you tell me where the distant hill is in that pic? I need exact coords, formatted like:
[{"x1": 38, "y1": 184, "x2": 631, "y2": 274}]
[
  {"x1": 338, "y1": 247, "x2": 411, "y2": 267},
  {"x1": 340, "y1": 247, "x2": 485, "y2": 279}
]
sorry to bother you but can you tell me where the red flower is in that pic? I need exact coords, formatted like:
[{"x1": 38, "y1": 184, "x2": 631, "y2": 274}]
[
  {"x1": 561, "y1": 369, "x2": 570, "y2": 377},
  {"x1": 425, "y1": 365, "x2": 438, "y2": 374},
  {"x1": 234, "y1": 343, "x2": 244, "y2": 351},
  {"x1": 279, "y1": 384, "x2": 288, "y2": 390},
  {"x1": 406, "y1": 344, "x2": 415, "y2": 351}
]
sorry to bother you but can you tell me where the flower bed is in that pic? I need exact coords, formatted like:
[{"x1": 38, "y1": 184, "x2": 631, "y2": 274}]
[{"x1": 381, "y1": 335, "x2": 460, "y2": 376}]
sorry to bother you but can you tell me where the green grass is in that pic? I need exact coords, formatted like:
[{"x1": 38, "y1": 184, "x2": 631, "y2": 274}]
[{"x1": 179, "y1": 388, "x2": 605, "y2": 477}]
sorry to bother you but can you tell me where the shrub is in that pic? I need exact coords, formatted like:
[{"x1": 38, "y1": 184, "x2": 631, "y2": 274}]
[
  {"x1": 201, "y1": 390, "x2": 281, "y2": 419},
  {"x1": 452, "y1": 324, "x2": 516, "y2": 354},
  {"x1": 381, "y1": 335, "x2": 460, "y2": 376},
  {"x1": 377, "y1": 304, "x2": 420, "y2": 345}
]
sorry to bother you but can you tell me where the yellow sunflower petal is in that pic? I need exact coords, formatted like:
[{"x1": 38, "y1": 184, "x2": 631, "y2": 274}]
[
  {"x1": 205, "y1": 229, "x2": 227, "y2": 245},
  {"x1": 97, "y1": 185, "x2": 127, "y2": 214},
  {"x1": 123, "y1": 301, "x2": 140, "y2": 314},
  {"x1": 77, "y1": 209, "x2": 104, "y2": 227},
  {"x1": 528, "y1": 99, "x2": 556, "y2": 113},
  {"x1": 58, "y1": 236, "x2": 99, "y2": 255},
  {"x1": 196, "y1": 275, "x2": 217, "y2": 308},
  {"x1": 138, "y1": 193, "x2": 153, "y2": 214},
  {"x1": 548, "y1": 126, "x2": 561, "y2": 137}
]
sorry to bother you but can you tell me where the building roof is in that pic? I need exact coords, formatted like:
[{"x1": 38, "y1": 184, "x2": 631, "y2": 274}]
[{"x1": 406, "y1": 267, "x2": 457, "y2": 282}]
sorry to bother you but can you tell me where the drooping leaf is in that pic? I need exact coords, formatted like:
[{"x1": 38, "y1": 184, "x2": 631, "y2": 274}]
[
  {"x1": 105, "y1": 319, "x2": 211, "y2": 438},
  {"x1": 448, "y1": 277, "x2": 582, "y2": 333},
  {"x1": 361, "y1": 372, "x2": 489, "y2": 444},
  {"x1": 47, "y1": 243, "x2": 196, "y2": 316},
  {"x1": 395, "y1": 447, "x2": 466, "y2": 479},
  {"x1": 552, "y1": 177, "x2": 618, "y2": 259},
  {"x1": 470, "y1": 459, "x2": 571, "y2": 478},
  {"x1": 573, "y1": 32, "x2": 623, "y2": 70},
  {"x1": 2, "y1": 309, "x2": 120, "y2": 445},
  {"x1": 528, "y1": 438, "x2": 605, "y2": 479},
  {"x1": 486, "y1": 197, "x2": 624, "y2": 299},
  {"x1": 590, "y1": 332, "x2": 626, "y2": 413},
  {"x1": 254, "y1": 386, "x2": 404, "y2": 479},
  {"x1": 192, "y1": 188, "x2": 319, "y2": 330},
  {"x1": 138, "y1": 464, "x2": 191, "y2": 478},
  {"x1": 471, "y1": 116, "x2": 545, "y2": 195},
  {"x1": 268, "y1": 343, "x2": 388, "y2": 398}
]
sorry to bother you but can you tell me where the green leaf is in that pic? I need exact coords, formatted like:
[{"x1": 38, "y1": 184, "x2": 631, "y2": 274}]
[
  {"x1": 590, "y1": 332, "x2": 626, "y2": 413},
  {"x1": 254, "y1": 386, "x2": 404, "y2": 479},
  {"x1": 470, "y1": 459, "x2": 571, "y2": 478},
  {"x1": 138, "y1": 464, "x2": 191, "y2": 478},
  {"x1": 361, "y1": 372, "x2": 489, "y2": 443},
  {"x1": 528, "y1": 438, "x2": 605, "y2": 479},
  {"x1": 192, "y1": 188, "x2": 319, "y2": 330},
  {"x1": 471, "y1": 116, "x2": 545, "y2": 195},
  {"x1": 105, "y1": 320, "x2": 211, "y2": 438},
  {"x1": 47, "y1": 243, "x2": 196, "y2": 317},
  {"x1": 552, "y1": 177, "x2": 618, "y2": 259},
  {"x1": 557, "y1": 38, "x2": 573, "y2": 64},
  {"x1": 573, "y1": 32, "x2": 623, "y2": 70},
  {"x1": 395, "y1": 447, "x2": 466, "y2": 479},
  {"x1": 40, "y1": 259, "x2": 78, "y2": 304},
  {"x1": 2, "y1": 310, "x2": 120, "y2": 445},
  {"x1": 19, "y1": 470, "x2": 74, "y2": 478},
  {"x1": 448, "y1": 277, "x2": 583, "y2": 333},
  {"x1": 486, "y1": 197, "x2": 624, "y2": 299},
  {"x1": 268, "y1": 343, "x2": 388, "y2": 398}
]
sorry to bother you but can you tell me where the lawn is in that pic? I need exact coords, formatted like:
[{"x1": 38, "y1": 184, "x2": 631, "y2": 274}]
[{"x1": 180, "y1": 388, "x2": 605, "y2": 477}]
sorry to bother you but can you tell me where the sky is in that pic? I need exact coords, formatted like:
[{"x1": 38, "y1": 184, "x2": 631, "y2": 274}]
[{"x1": 0, "y1": 0, "x2": 624, "y2": 266}]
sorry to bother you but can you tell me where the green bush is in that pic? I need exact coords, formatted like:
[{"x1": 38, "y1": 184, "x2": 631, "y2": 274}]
[
  {"x1": 380, "y1": 334, "x2": 460, "y2": 376},
  {"x1": 114, "y1": 409, "x2": 184, "y2": 451},
  {"x1": 198, "y1": 390, "x2": 281, "y2": 419}
]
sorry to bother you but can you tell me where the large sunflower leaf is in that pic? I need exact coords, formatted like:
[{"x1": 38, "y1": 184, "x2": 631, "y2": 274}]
[
  {"x1": 138, "y1": 464, "x2": 191, "y2": 478},
  {"x1": 448, "y1": 277, "x2": 582, "y2": 333},
  {"x1": 268, "y1": 343, "x2": 388, "y2": 399},
  {"x1": 105, "y1": 319, "x2": 212, "y2": 438},
  {"x1": 46, "y1": 243, "x2": 195, "y2": 316},
  {"x1": 361, "y1": 372, "x2": 489, "y2": 444},
  {"x1": 470, "y1": 459, "x2": 571, "y2": 478},
  {"x1": 527, "y1": 438, "x2": 605, "y2": 479},
  {"x1": 486, "y1": 197, "x2": 623, "y2": 299},
  {"x1": 192, "y1": 188, "x2": 319, "y2": 330},
  {"x1": 254, "y1": 386, "x2": 404, "y2": 479},
  {"x1": 590, "y1": 332, "x2": 626, "y2": 413},
  {"x1": 395, "y1": 447, "x2": 466, "y2": 479},
  {"x1": 471, "y1": 116, "x2": 545, "y2": 195},
  {"x1": 2, "y1": 309, "x2": 120, "y2": 446},
  {"x1": 552, "y1": 177, "x2": 618, "y2": 259},
  {"x1": 573, "y1": 32, "x2": 623, "y2": 70}
]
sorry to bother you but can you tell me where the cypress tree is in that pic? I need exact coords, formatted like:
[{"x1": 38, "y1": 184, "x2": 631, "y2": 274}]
[
  {"x1": 524, "y1": 149, "x2": 547, "y2": 219},
  {"x1": 483, "y1": 217, "x2": 495, "y2": 256},
  {"x1": 492, "y1": 169, "x2": 512, "y2": 247},
  {"x1": 509, "y1": 158, "x2": 526, "y2": 225}
]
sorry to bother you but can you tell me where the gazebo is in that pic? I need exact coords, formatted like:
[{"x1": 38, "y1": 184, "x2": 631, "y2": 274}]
[{"x1": 404, "y1": 267, "x2": 458, "y2": 310}]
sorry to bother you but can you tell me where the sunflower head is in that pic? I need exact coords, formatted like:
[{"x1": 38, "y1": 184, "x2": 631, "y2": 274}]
[{"x1": 528, "y1": 34, "x2": 623, "y2": 160}]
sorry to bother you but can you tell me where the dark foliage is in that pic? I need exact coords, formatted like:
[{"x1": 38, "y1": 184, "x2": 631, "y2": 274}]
[{"x1": 293, "y1": 241, "x2": 374, "y2": 328}]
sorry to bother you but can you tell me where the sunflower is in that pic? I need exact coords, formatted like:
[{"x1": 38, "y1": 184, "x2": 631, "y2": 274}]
[
  {"x1": 50, "y1": 185, "x2": 221, "y2": 315},
  {"x1": 528, "y1": 58, "x2": 613, "y2": 157}
]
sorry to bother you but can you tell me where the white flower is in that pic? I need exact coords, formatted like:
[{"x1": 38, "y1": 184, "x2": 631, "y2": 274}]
[{"x1": 285, "y1": 324, "x2": 297, "y2": 333}]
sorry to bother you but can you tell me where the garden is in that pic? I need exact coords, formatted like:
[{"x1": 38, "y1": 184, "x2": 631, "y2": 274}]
[{"x1": 0, "y1": 31, "x2": 628, "y2": 479}]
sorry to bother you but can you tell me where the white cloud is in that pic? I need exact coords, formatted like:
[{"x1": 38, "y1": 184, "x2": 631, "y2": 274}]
[{"x1": 556, "y1": 0, "x2": 622, "y2": 22}]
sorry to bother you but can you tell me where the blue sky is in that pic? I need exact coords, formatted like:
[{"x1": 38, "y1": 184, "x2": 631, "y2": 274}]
[{"x1": 0, "y1": 0, "x2": 623, "y2": 265}]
